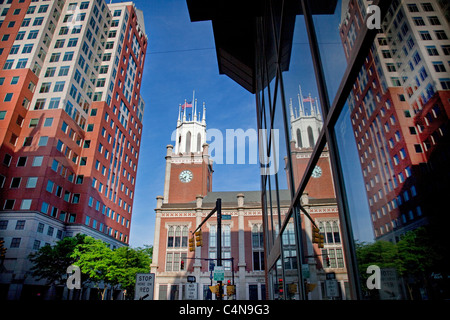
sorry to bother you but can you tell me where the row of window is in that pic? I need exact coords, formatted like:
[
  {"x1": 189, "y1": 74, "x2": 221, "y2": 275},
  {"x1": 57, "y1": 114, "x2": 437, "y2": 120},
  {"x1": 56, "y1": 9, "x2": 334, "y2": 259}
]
[{"x1": 84, "y1": 215, "x2": 128, "y2": 243}]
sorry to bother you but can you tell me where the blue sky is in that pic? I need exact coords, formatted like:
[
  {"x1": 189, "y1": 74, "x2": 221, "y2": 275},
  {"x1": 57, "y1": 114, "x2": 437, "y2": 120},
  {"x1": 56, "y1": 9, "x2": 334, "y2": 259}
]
[{"x1": 126, "y1": 0, "x2": 372, "y2": 247}]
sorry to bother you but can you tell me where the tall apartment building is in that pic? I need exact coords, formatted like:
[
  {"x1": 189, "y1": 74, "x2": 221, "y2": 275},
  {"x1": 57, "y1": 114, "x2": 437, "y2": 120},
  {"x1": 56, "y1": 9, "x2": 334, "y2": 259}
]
[
  {"x1": 0, "y1": 0, "x2": 147, "y2": 299},
  {"x1": 339, "y1": 0, "x2": 450, "y2": 242}
]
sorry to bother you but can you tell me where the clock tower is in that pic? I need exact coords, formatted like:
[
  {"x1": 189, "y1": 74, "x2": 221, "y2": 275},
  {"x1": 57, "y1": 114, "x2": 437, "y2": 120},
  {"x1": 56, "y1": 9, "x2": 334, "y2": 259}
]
[
  {"x1": 287, "y1": 91, "x2": 335, "y2": 199},
  {"x1": 163, "y1": 98, "x2": 213, "y2": 204}
]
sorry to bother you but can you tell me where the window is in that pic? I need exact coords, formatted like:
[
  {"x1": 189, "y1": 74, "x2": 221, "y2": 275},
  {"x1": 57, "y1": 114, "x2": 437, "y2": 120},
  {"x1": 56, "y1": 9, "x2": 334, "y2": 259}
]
[
  {"x1": 435, "y1": 30, "x2": 448, "y2": 40},
  {"x1": 3, "y1": 60, "x2": 13, "y2": 70},
  {"x1": 428, "y1": 16, "x2": 440, "y2": 25},
  {"x1": 26, "y1": 177, "x2": 38, "y2": 188},
  {"x1": 63, "y1": 51, "x2": 74, "y2": 61},
  {"x1": 10, "y1": 177, "x2": 21, "y2": 188},
  {"x1": 412, "y1": 17, "x2": 425, "y2": 26},
  {"x1": 38, "y1": 136, "x2": 48, "y2": 146},
  {"x1": 15, "y1": 220, "x2": 25, "y2": 230},
  {"x1": 10, "y1": 238, "x2": 21, "y2": 248},
  {"x1": 419, "y1": 31, "x2": 432, "y2": 40},
  {"x1": 4, "y1": 93, "x2": 13, "y2": 102},
  {"x1": 50, "y1": 53, "x2": 60, "y2": 62},
  {"x1": 54, "y1": 81, "x2": 65, "y2": 92},
  {"x1": 44, "y1": 117, "x2": 53, "y2": 127},
  {"x1": 407, "y1": 4, "x2": 419, "y2": 12},
  {"x1": 46, "y1": 180, "x2": 54, "y2": 193},
  {"x1": 20, "y1": 199, "x2": 32, "y2": 210},
  {"x1": 23, "y1": 137, "x2": 33, "y2": 146},
  {"x1": 433, "y1": 62, "x2": 446, "y2": 72},
  {"x1": 58, "y1": 66, "x2": 70, "y2": 76},
  {"x1": 72, "y1": 194, "x2": 80, "y2": 204},
  {"x1": 32, "y1": 156, "x2": 43, "y2": 167},
  {"x1": 10, "y1": 45, "x2": 19, "y2": 55},
  {"x1": 67, "y1": 38, "x2": 78, "y2": 47},
  {"x1": 252, "y1": 224, "x2": 264, "y2": 271},
  {"x1": 422, "y1": 3, "x2": 433, "y2": 11},
  {"x1": 426, "y1": 46, "x2": 439, "y2": 56}
]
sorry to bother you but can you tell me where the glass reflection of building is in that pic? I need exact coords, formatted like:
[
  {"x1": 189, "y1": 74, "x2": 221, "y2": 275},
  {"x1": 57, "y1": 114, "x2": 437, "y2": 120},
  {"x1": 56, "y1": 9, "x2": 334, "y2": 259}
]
[{"x1": 187, "y1": 0, "x2": 450, "y2": 300}]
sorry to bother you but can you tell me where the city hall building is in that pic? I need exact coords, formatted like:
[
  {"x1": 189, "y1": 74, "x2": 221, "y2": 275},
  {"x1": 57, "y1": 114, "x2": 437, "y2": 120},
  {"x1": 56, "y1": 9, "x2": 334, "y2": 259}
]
[{"x1": 151, "y1": 95, "x2": 348, "y2": 300}]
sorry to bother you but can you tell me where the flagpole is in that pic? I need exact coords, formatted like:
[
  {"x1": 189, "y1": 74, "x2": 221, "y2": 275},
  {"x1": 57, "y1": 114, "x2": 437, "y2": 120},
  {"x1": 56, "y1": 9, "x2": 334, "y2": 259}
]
[{"x1": 298, "y1": 85, "x2": 305, "y2": 115}]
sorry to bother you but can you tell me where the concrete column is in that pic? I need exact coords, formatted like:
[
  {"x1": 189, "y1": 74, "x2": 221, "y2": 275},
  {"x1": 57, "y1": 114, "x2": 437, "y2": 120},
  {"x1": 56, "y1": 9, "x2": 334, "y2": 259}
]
[
  {"x1": 150, "y1": 196, "x2": 164, "y2": 274},
  {"x1": 163, "y1": 145, "x2": 173, "y2": 203},
  {"x1": 237, "y1": 193, "x2": 246, "y2": 300}
]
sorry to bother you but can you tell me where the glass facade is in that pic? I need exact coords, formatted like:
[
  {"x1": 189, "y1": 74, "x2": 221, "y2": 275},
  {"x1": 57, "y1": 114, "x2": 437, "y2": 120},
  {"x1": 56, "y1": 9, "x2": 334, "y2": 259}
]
[{"x1": 188, "y1": 0, "x2": 450, "y2": 300}]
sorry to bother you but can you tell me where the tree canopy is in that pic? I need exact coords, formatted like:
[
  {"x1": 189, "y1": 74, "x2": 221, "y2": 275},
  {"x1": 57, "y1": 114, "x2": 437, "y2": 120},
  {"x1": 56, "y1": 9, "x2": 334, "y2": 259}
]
[{"x1": 29, "y1": 235, "x2": 152, "y2": 299}]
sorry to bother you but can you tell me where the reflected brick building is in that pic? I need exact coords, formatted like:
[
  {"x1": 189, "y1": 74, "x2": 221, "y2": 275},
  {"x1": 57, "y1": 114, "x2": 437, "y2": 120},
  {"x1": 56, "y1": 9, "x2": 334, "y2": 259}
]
[{"x1": 339, "y1": 0, "x2": 450, "y2": 241}]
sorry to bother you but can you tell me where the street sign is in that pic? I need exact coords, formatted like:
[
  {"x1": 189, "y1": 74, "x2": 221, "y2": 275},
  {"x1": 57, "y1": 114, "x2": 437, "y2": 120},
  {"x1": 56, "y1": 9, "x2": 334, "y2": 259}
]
[
  {"x1": 185, "y1": 283, "x2": 198, "y2": 300},
  {"x1": 222, "y1": 215, "x2": 231, "y2": 220},
  {"x1": 213, "y1": 266, "x2": 225, "y2": 281},
  {"x1": 134, "y1": 273, "x2": 155, "y2": 300},
  {"x1": 302, "y1": 264, "x2": 310, "y2": 279},
  {"x1": 325, "y1": 279, "x2": 339, "y2": 298},
  {"x1": 326, "y1": 272, "x2": 336, "y2": 280}
]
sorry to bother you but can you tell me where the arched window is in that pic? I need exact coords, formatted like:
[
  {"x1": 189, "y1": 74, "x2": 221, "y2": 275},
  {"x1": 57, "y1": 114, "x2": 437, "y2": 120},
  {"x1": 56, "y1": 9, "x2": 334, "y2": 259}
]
[
  {"x1": 197, "y1": 133, "x2": 202, "y2": 152},
  {"x1": 307, "y1": 126, "x2": 315, "y2": 148},
  {"x1": 185, "y1": 131, "x2": 191, "y2": 153},
  {"x1": 296, "y1": 128, "x2": 303, "y2": 148},
  {"x1": 332, "y1": 221, "x2": 341, "y2": 243},
  {"x1": 209, "y1": 225, "x2": 216, "y2": 248},
  {"x1": 223, "y1": 225, "x2": 231, "y2": 247},
  {"x1": 175, "y1": 226, "x2": 181, "y2": 247},
  {"x1": 182, "y1": 226, "x2": 188, "y2": 247},
  {"x1": 167, "y1": 226, "x2": 174, "y2": 248},
  {"x1": 325, "y1": 222, "x2": 333, "y2": 244}
]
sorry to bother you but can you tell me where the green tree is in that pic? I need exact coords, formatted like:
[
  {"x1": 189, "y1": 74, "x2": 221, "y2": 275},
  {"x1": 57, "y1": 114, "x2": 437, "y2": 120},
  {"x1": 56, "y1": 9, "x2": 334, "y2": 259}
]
[
  {"x1": 71, "y1": 236, "x2": 114, "y2": 300},
  {"x1": 29, "y1": 234, "x2": 88, "y2": 287},
  {"x1": 108, "y1": 246, "x2": 151, "y2": 299},
  {"x1": 355, "y1": 240, "x2": 400, "y2": 299},
  {"x1": 396, "y1": 227, "x2": 441, "y2": 299}
]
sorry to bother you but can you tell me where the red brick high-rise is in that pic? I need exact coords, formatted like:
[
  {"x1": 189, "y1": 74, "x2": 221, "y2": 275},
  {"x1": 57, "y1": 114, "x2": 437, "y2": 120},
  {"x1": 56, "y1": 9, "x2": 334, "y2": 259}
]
[{"x1": 0, "y1": 0, "x2": 147, "y2": 299}]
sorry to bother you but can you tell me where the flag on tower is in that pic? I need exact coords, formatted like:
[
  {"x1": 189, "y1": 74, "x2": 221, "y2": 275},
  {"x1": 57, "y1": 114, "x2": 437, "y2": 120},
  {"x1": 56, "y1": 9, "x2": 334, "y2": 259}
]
[
  {"x1": 303, "y1": 96, "x2": 314, "y2": 103},
  {"x1": 181, "y1": 101, "x2": 192, "y2": 109}
]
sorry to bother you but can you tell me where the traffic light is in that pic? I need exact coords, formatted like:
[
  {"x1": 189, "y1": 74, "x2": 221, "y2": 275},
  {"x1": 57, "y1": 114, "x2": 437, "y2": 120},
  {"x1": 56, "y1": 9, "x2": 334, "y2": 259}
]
[
  {"x1": 188, "y1": 237, "x2": 195, "y2": 252},
  {"x1": 226, "y1": 280, "x2": 235, "y2": 296},
  {"x1": 195, "y1": 230, "x2": 203, "y2": 247},
  {"x1": 0, "y1": 240, "x2": 6, "y2": 259},
  {"x1": 278, "y1": 278, "x2": 283, "y2": 294},
  {"x1": 325, "y1": 255, "x2": 330, "y2": 268},
  {"x1": 180, "y1": 260, "x2": 185, "y2": 270},
  {"x1": 318, "y1": 233, "x2": 324, "y2": 248},
  {"x1": 312, "y1": 226, "x2": 320, "y2": 243},
  {"x1": 312, "y1": 226, "x2": 324, "y2": 248}
]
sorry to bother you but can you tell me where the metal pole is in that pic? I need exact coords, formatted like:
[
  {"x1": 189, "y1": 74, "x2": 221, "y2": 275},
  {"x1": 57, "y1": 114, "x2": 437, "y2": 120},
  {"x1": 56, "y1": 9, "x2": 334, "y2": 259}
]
[{"x1": 216, "y1": 198, "x2": 222, "y2": 300}]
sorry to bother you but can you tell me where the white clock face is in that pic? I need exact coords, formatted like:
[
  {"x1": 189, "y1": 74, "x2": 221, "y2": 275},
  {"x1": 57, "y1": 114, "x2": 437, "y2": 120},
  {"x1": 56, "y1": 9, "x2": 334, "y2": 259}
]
[
  {"x1": 312, "y1": 166, "x2": 322, "y2": 178},
  {"x1": 179, "y1": 170, "x2": 193, "y2": 183}
]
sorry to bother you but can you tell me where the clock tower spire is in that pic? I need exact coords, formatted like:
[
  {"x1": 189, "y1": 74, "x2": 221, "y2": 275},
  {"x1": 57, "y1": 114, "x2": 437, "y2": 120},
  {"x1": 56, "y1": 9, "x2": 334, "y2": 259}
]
[
  {"x1": 287, "y1": 87, "x2": 335, "y2": 199},
  {"x1": 163, "y1": 95, "x2": 213, "y2": 204}
]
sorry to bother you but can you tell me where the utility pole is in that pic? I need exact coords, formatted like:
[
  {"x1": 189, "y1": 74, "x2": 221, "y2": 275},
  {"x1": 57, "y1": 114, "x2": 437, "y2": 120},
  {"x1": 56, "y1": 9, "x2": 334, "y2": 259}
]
[
  {"x1": 192, "y1": 198, "x2": 224, "y2": 300},
  {"x1": 216, "y1": 198, "x2": 222, "y2": 300}
]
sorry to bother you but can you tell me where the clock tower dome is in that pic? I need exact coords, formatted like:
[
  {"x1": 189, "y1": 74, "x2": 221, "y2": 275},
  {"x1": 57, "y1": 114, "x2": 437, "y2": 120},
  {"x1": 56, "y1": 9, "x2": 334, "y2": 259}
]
[
  {"x1": 163, "y1": 97, "x2": 213, "y2": 204},
  {"x1": 287, "y1": 89, "x2": 335, "y2": 199}
]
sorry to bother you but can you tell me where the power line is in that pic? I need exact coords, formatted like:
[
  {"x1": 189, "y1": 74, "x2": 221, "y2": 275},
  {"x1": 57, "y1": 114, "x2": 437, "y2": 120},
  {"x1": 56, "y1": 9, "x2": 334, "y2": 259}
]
[
  {"x1": 147, "y1": 47, "x2": 215, "y2": 55},
  {"x1": 147, "y1": 42, "x2": 341, "y2": 55}
]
